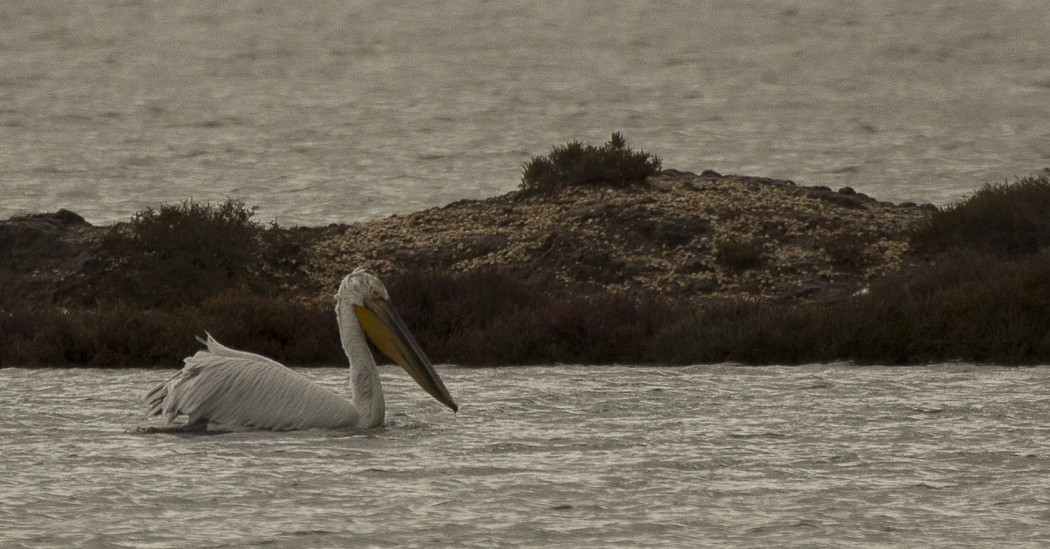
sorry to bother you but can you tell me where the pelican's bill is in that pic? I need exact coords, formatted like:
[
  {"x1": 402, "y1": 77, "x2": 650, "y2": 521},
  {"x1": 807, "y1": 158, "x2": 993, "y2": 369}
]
[{"x1": 355, "y1": 298, "x2": 458, "y2": 412}]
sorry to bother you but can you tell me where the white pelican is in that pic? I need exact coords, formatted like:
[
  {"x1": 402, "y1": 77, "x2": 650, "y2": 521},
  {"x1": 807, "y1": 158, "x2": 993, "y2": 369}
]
[{"x1": 142, "y1": 268, "x2": 458, "y2": 431}]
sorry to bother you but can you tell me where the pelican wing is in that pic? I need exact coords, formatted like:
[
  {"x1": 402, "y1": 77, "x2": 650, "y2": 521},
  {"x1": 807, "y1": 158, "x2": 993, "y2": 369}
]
[{"x1": 144, "y1": 338, "x2": 358, "y2": 431}]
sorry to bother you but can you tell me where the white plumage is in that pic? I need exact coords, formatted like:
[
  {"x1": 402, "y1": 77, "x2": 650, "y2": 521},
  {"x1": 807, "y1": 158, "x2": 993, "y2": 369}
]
[
  {"x1": 142, "y1": 269, "x2": 458, "y2": 431},
  {"x1": 144, "y1": 335, "x2": 359, "y2": 430}
]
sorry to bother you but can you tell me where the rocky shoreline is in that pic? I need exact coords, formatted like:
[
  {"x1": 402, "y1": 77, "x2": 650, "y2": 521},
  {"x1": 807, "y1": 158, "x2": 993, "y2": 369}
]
[
  {"x1": 306, "y1": 170, "x2": 932, "y2": 303},
  {"x1": 1, "y1": 170, "x2": 933, "y2": 309}
]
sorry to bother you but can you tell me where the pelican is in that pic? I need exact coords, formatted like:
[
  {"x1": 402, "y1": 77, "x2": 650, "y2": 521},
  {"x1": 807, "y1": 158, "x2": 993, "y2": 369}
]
[{"x1": 142, "y1": 268, "x2": 457, "y2": 431}]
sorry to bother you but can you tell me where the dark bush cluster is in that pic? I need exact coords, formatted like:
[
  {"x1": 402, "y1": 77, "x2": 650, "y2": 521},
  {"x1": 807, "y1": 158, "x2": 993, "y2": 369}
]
[
  {"x1": 386, "y1": 269, "x2": 683, "y2": 365},
  {"x1": 820, "y1": 231, "x2": 873, "y2": 272},
  {"x1": 5, "y1": 248, "x2": 1050, "y2": 366},
  {"x1": 101, "y1": 199, "x2": 264, "y2": 307},
  {"x1": 0, "y1": 293, "x2": 339, "y2": 367},
  {"x1": 652, "y1": 249, "x2": 1050, "y2": 365},
  {"x1": 0, "y1": 269, "x2": 682, "y2": 367},
  {"x1": 519, "y1": 132, "x2": 662, "y2": 195},
  {"x1": 911, "y1": 170, "x2": 1050, "y2": 257}
]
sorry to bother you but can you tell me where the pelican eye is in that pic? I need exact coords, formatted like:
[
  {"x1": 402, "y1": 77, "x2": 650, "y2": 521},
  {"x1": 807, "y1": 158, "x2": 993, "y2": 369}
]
[{"x1": 369, "y1": 287, "x2": 382, "y2": 299}]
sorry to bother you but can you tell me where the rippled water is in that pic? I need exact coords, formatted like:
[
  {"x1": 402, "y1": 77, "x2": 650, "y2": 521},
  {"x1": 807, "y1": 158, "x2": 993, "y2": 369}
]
[
  {"x1": 5, "y1": 4, "x2": 1049, "y2": 545},
  {"x1": 2, "y1": 2, "x2": 1049, "y2": 225},
  {"x1": 2, "y1": 365, "x2": 1049, "y2": 547}
]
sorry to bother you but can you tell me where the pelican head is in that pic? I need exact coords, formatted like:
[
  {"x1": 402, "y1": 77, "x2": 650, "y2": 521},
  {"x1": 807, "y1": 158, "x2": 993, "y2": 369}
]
[{"x1": 337, "y1": 268, "x2": 458, "y2": 413}]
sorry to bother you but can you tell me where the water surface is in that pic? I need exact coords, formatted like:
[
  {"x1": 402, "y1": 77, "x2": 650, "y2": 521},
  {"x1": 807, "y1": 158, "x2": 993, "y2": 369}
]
[
  {"x1": 2, "y1": 2, "x2": 1049, "y2": 225},
  {"x1": 2, "y1": 364, "x2": 1048, "y2": 547}
]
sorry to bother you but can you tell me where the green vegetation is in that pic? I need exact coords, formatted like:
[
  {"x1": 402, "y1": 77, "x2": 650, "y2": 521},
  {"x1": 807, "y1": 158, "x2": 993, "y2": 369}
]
[{"x1": 519, "y1": 132, "x2": 662, "y2": 195}]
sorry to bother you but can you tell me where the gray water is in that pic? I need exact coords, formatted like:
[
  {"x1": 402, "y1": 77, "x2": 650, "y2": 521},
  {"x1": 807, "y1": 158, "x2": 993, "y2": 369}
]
[
  {"x1": 2, "y1": 365, "x2": 1049, "y2": 547},
  {"x1": 2, "y1": 2, "x2": 1049, "y2": 225},
  {"x1": 4, "y1": 4, "x2": 1050, "y2": 546}
]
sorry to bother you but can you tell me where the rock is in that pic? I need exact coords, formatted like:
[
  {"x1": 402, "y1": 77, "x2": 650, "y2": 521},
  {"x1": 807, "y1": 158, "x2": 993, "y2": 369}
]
[
  {"x1": 661, "y1": 168, "x2": 700, "y2": 178},
  {"x1": 560, "y1": 201, "x2": 612, "y2": 223},
  {"x1": 54, "y1": 209, "x2": 88, "y2": 225},
  {"x1": 0, "y1": 210, "x2": 106, "y2": 307},
  {"x1": 813, "y1": 190, "x2": 869, "y2": 210},
  {"x1": 0, "y1": 210, "x2": 95, "y2": 264}
]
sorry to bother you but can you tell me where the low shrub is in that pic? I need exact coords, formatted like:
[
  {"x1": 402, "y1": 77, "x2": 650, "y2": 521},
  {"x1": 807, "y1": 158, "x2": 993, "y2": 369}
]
[
  {"x1": 101, "y1": 199, "x2": 263, "y2": 307},
  {"x1": 0, "y1": 295, "x2": 339, "y2": 367},
  {"x1": 1, "y1": 269, "x2": 684, "y2": 367},
  {"x1": 387, "y1": 269, "x2": 682, "y2": 365},
  {"x1": 194, "y1": 293, "x2": 340, "y2": 365},
  {"x1": 0, "y1": 306, "x2": 186, "y2": 367},
  {"x1": 6, "y1": 249, "x2": 1050, "y2": 366},
  {"x1": 651, "y1": 249, "x2": 1050, "y2": 365},
  {"x1": 821, "y1": 231, "x2": 873, "y2": 272},
  {"x1": 911, "y1": 169, "x2": 1050, "y2": 257},
  {"x1": 519, "y1": 132, "x2": 662, "y2": 195}
]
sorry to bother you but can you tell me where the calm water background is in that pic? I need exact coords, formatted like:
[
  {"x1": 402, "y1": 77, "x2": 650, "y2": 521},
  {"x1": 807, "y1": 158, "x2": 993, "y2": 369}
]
[
  {"x1": 4, "y1": 3, "x2": 1050, "y2": 547},
  {"x1": 1, "y1": 1, "x2": 1049, "y2": 225},
  {"x1": 1, "y1": 365, "x2": 1049, "y2": 547}
]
